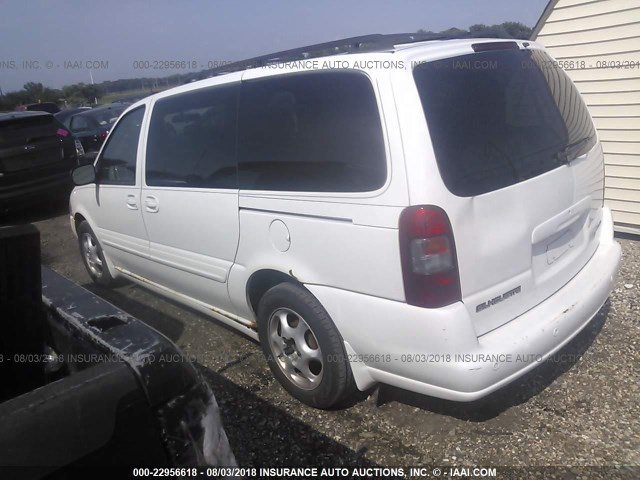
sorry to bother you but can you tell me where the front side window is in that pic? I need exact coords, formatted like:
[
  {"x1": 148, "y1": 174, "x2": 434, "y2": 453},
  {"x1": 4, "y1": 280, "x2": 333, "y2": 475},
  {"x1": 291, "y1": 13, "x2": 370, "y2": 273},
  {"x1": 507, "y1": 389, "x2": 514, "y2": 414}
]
[
  {"x1": 238, "y1": 71, "x2": 387, "y2": 192},
  {"x1": 146, "y1": 84, "x2": 238, "y2": 189},
  {"x1": 414, "y1": 48, "x2": 596, "y2": 197},
  {"x1": 97, "y1": 106, "x2": 145, "y2": 185}
]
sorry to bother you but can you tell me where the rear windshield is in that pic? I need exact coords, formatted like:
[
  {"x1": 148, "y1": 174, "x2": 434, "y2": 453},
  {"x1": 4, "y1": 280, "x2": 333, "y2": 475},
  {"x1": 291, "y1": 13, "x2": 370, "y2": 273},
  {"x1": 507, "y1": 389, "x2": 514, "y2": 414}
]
[
  {"x1": 0, "y1": 115, "x2": 64, "y2": 148},
  {"x1": 414, "y1": 48, "x2": 596, "y2": 197}
]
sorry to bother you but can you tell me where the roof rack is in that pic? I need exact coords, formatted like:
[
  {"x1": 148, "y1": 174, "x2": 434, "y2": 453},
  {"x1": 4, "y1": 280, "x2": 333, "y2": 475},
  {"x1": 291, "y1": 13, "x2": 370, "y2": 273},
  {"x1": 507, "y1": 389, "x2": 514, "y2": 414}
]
[{"x1": 207, "y1": 32, "x2": 470, "y2": 76}]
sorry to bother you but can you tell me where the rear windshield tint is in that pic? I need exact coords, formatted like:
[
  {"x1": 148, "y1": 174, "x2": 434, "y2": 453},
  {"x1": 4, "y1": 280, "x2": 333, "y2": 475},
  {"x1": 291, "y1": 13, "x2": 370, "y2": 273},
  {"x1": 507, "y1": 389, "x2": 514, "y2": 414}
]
[
  {"x1": 0, "y1": 115, "x2": 64, "y2": 149},
  {"x1": 414, "y1": 49, "x2": 596, "y2": 197}
]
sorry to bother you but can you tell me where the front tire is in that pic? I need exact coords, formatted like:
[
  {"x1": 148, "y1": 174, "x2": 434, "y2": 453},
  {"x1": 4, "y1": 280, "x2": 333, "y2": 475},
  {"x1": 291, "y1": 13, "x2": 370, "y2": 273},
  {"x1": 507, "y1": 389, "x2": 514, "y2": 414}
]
[
  {"x1": 257, "y1": 282, "x2": 356, "y2": 409},
  {"x1": 77, "y1": 221, "x2": 115, "y2": 287}
]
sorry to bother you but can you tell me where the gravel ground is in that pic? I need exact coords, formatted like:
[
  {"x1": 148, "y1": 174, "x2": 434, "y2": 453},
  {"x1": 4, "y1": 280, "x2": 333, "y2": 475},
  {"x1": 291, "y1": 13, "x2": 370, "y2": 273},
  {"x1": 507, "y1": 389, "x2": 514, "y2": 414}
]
[{"x1": 5, "y1": 201, "x2": 639, "y2": 477}]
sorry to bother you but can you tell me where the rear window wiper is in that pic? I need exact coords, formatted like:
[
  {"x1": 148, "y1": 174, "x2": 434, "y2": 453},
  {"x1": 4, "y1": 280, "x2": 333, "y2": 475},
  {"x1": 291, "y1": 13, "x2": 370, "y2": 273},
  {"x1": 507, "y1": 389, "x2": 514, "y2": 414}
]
[{"x1": 554, "y1": 135, "x2": 594, "y2": 164}]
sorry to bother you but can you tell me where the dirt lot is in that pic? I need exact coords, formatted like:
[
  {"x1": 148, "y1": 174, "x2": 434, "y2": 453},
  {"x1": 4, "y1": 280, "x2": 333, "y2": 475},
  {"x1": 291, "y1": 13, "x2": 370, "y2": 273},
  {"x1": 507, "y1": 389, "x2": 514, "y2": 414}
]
[{"x1": 6, "y1": 201, "x2": 639, "y2": 475}]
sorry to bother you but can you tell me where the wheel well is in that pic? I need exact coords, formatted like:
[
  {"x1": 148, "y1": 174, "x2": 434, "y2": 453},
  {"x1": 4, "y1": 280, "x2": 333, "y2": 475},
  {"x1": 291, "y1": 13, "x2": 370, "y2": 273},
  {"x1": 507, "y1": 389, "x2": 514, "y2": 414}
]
[
  {"x1": 247, "y1": 269, "x2": 299, "y2": 317},
  {"x1": 74, "y1": 213, "x2": 86, "y2": 232}
]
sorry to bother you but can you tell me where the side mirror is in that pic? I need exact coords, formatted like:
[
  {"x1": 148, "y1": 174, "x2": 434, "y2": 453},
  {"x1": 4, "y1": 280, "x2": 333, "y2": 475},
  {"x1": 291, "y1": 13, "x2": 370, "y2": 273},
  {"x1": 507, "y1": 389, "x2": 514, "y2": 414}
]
[
  {"x1": 80, "y1": 151, "x2": 99, "y2": 165},
  {"x1": 72, "y1": 164, "x2": 96, "y2": 186}
]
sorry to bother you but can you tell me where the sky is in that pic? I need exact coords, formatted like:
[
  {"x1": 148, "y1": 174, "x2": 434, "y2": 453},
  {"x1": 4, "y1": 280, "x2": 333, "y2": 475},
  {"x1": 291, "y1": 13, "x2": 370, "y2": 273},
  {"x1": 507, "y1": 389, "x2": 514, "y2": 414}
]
[{"x1": 0, "y1": 0, "x2": 549, "y2": 93}]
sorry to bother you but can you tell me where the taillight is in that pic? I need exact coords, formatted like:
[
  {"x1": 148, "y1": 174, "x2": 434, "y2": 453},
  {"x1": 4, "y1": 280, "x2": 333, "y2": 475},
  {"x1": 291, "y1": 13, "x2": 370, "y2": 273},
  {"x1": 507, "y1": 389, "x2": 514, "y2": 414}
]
[
  {"x1": 399, "y1": 205, "x2": 461, "y2": 308},
  {"x1": 98, "y1": 130, "x2": 109, "y2": 141}
]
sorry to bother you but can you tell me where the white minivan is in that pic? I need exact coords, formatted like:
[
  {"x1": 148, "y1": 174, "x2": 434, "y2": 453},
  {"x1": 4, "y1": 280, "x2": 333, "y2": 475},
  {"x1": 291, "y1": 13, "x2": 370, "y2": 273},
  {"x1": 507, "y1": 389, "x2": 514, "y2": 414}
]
[{"x1": 70, "y1": 35, "x2": 621, "y2": 409}]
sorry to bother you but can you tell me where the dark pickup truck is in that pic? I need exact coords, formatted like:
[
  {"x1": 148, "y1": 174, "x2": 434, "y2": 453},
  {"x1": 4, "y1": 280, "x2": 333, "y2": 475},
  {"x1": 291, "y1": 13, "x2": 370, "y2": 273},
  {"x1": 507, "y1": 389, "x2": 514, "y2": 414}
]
[{"x1": 0, "y1": 225, "x2": 235, "y2": 478}]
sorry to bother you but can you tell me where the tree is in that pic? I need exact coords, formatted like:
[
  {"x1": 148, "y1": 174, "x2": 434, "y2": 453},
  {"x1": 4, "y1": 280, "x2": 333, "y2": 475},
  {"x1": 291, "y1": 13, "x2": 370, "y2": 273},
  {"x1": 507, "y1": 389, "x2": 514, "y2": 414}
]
[
  {"x1": 0, "y1": 82, "x2": 63, "y2": 108},
  {"x1": 79, "y1": 83, "x2": 99, "y2": 103},
  {"x1": 468, "y1": 23, "x2": 509, "y2": 38},
  {"x1": 418, "y1": 21, "x2": 532, "y2": 40},
  {"x1": 501, "y1": 22, "x2": 533, "y2": 40},
  {"x1": 22, "y1": 82, "x2": 45, "y2": 98}
]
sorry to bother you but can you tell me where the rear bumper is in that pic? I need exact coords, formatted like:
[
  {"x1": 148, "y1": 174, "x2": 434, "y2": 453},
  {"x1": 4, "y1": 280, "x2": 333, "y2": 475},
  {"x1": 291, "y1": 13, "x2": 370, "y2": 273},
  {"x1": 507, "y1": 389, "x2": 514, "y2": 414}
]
[{"x1": 308, "y1": 208, "x2": 621, "y2": 401}]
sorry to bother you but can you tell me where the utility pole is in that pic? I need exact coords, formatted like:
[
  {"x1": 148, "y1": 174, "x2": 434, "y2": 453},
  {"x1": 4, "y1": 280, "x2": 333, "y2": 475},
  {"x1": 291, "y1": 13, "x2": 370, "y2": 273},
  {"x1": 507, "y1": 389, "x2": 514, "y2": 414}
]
[{"x1": 89, "y1": 70, "x2": 97, "y2": 104}]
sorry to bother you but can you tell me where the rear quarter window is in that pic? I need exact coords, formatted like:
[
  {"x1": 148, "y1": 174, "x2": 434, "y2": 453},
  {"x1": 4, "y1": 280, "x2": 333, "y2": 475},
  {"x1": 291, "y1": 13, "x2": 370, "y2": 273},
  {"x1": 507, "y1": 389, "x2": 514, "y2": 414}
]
[
  {"x1": 237, "y1": 70, "x2": 387, "y2": 193},
  {"x1": 414, "y1": 48, "x2": 596, "y2": 197}
]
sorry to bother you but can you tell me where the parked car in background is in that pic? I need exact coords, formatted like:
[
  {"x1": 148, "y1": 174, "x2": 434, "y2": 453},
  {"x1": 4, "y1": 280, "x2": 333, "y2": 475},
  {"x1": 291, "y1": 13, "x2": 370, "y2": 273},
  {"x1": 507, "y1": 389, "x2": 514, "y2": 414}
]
[
  {"x1": 54, "y1": 106, "x2": 92, "y2": 126},
  {"x1": 15, "y1": 102, "x2": 61, "y2": 114},
  {"x1": 69, "y1": 35, "x2": 621, "y2": 409},
  {"x1": 62, "y1": 104, "x2": 130, "y2": 152},
  {"x1": 0, "y1": 111, "x2": 85, "y2": 212}
]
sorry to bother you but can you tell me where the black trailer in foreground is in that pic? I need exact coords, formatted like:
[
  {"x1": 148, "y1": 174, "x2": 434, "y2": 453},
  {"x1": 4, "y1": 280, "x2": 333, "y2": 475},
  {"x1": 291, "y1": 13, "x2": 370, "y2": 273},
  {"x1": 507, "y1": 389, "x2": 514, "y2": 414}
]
[{"x1": 0, "y1": 225, "x2": 235, "y2": 478}]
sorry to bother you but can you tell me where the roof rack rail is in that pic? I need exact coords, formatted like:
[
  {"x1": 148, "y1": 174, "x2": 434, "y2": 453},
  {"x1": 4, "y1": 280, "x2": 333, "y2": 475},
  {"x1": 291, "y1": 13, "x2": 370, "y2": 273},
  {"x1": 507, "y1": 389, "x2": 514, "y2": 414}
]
[{"x1": 207, "y1": 32, "x2": 470, "y2": 76}]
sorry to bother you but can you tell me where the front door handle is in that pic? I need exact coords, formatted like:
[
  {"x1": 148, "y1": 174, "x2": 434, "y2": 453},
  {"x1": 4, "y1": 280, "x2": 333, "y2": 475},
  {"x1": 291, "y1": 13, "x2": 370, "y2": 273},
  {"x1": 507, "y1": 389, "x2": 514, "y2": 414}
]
[
  {"x1": 144, "y1": 195, "x2": 159, "y2": 213},
  {"x1": 126, "y1": 194, "x2": 138, "y2": 210}
]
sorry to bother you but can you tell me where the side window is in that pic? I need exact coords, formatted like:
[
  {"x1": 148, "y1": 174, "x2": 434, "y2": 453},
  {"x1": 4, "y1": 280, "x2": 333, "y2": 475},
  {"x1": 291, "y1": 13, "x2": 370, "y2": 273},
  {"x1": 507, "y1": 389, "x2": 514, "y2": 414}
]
[
  {"x1": 238, "y1": 71, "x2": 386, "y2": 192},
  {"x1": 97, "y1": 106, "x2": 145, "y2": 186},
  {"x1": 146, "y1": 84, "x2": 238, "y2": 189}
]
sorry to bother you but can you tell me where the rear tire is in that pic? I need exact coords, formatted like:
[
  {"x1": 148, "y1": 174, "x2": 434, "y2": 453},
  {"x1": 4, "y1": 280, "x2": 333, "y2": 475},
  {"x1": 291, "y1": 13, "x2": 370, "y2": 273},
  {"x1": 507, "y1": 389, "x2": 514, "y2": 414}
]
[
  {"x1": 257, "y1": 282, "x2": 356, "y2": 409},
  {"x1": 77, "y1": 221, "x2": 116, "y2": 287}
]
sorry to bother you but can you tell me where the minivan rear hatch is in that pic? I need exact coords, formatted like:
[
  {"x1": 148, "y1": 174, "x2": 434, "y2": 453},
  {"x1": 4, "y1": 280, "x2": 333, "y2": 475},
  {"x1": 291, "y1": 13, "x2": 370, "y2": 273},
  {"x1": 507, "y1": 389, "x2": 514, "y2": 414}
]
[{"x1": 414, "y1": 45, "x2": 604, "y2": 335}]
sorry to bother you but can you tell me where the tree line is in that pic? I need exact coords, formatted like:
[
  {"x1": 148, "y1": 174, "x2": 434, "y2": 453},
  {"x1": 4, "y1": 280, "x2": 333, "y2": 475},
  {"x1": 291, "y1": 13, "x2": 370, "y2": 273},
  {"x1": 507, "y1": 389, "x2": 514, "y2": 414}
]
[
  {"x1": 0, "y1": 75, "x2": 191, "y2": 110},
  {"x1": 417, "y1": 22, "x2": 532, "y2": 40}
]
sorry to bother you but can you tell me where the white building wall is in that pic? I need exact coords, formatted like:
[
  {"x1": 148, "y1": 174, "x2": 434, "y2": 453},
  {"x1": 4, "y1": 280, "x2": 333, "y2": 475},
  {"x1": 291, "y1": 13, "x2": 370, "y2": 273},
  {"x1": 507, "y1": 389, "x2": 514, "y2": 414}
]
[{"x1": 533, "y1": 0, "x2": 640, "y2": 234}]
